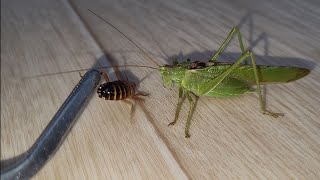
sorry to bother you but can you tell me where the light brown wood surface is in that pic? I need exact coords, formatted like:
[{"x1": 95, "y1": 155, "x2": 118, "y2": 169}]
[{"x1": 1, "y1": 0, "x2": 320, "y2": 179}]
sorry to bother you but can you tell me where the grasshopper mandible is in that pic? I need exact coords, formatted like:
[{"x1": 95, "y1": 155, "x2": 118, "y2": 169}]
[{"x1": 89, "y1": 10, "x2": 310, "y2": 138}]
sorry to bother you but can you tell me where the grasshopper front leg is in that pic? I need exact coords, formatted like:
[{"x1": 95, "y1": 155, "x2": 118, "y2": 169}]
[
  {"x1": 168, "y1": 86, "x2": 185, "y2": 126},
  {"x1": 169, "y1": 87, "x2": 197, "y2": 138},
  {"x1": 185, "y1": 90, "x2": 195, "y2": 138},
  {"x1": 200, "y1": 50, "x2": 284, "y2": 117}
]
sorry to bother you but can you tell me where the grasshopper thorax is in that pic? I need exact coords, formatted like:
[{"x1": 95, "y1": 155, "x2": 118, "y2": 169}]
[{"x1": 160, "y1": 60, "x2": 197, "y2": 87}]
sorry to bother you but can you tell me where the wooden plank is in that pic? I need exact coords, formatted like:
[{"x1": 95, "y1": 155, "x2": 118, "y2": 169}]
[{"x1": 1, "y1": 0, "x2": 320, "y2": 179}]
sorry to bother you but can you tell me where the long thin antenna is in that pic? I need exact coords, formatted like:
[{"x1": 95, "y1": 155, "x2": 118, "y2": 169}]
[
  {"x1": 88, "y1": 9, "x2": 160, "y2": 68},
  {"x1": 25, "y1": 65, "x2": 158, "y2": 79}
]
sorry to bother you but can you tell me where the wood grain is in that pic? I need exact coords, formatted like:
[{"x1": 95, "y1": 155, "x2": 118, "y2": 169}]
[{"x1": 1, "y1": 0, "x2": 320, "y2": 179}]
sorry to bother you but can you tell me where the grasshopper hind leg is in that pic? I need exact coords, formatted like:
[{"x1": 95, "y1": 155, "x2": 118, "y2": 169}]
[
  {"x1": 203, "y1": 51, "x2": 284, "y2": 119},
  {"x1": 249, "y1": 52, "x2": 284, "y2": 118},
  {"x1": 208, "y1": 27, "x2": 283, "y2": 117},
  {"x1": 210, "y1": 27, "x2": 246, "y2": 63}
]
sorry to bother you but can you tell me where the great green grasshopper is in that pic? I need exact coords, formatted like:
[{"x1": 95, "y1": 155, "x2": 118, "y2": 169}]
[
  {"x1": 89, "y1": 10, "x2": 310, "y2": 138},
  {"x1": 159, "y1": 27, "x2": 309, "y2": 137}
]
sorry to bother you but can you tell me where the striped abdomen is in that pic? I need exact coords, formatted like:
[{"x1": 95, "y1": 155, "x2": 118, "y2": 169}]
[{"x1": 97, "y1": 80, "x2": 136, "y2": 100}]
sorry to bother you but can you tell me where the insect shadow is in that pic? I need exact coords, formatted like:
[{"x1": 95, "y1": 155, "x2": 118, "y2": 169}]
[
  {"x1": 96, "y1": 50, "x2": 154, "y2": 82},
  {"x1": 161, "y1": 10, "x2": 316, "y2": 69}
]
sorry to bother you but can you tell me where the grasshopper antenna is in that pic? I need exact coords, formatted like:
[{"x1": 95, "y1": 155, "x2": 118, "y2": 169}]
[
  {"x1": 24, "y1": 65, "x2": 158, "y2": 79},
  {"x1": 88, "y1": 9, "x2": 160, "y2": 68}
]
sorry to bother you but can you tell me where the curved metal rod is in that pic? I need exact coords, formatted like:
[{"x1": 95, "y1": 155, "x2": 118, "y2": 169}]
[{"x1": 1, "y1": 69, "x2": 101, "y2": 180}]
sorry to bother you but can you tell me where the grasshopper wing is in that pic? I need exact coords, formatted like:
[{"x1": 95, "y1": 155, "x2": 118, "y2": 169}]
[
  {"x1": 230, "y1": 65, "x2": 310, "y2": 84},
  {"x1": 182, "y1": 69, "x2": 252, "y2": 97}
]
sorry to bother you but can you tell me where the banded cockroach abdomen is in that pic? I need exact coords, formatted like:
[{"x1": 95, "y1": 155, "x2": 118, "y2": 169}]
[{"x1": 97, "y1": 80, "x2": 136, "y2": 100}]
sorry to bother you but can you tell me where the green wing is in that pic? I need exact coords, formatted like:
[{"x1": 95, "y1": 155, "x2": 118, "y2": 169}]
[
  {"x1": 182, "y1": 70, "x2": 252, "y2": 97},
  {"x1": 235, "y1": 65, "x2": 310, "y2": 84},
  {"x1": 193, "y1": 64, "x2": 310, "y2": 84},
  {"x1": 181, "y1": 64, "x2": 310, "y2": 97}
]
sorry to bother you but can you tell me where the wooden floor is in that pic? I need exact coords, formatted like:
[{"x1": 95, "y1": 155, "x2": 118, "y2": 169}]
[{"x1": 1, "y1": 0, "x2": 320, "y2": 179}]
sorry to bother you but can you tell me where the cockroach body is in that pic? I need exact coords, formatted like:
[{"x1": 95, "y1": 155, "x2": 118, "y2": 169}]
[{"x1": 97, "y1": 80, "x2": 137, "y2": 100}]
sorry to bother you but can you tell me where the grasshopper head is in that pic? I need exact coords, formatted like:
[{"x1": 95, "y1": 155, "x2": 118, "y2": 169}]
[{"x1": 160, "y1": 65, "x2": 174, "y2": 87}]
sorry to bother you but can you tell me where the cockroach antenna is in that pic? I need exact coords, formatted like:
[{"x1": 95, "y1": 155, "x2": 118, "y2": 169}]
[{"x1": 88, "y1": 9, "x2": 160, "y2": 68}]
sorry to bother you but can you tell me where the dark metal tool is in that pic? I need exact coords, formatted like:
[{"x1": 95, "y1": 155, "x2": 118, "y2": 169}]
[{"x1": 1, "y1": 69, "x2": 101, "y2": 180}]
